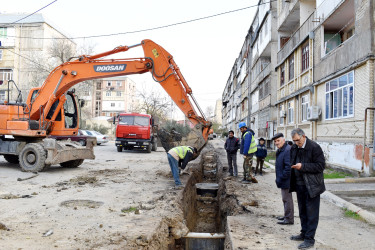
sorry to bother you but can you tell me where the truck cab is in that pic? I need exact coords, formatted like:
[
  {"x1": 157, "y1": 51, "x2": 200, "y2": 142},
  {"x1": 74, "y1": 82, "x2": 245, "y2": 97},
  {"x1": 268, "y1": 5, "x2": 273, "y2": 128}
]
[{"x1": 115, "y1": 113, "x2": 157, "y2": 153}]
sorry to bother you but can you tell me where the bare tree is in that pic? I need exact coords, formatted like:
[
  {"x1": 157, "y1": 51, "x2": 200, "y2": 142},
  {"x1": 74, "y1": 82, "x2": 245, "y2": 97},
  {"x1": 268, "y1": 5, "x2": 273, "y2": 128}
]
[
  {"x1": 134, "y1": 84, "x2": 172, "y2": 120},
  {"x1": 48, "y1": 39, "x2": 76, "y2": 65}
]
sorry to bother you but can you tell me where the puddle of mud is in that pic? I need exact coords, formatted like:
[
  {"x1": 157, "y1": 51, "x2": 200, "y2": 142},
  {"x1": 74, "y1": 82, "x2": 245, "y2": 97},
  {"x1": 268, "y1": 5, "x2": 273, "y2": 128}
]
[{"x1": 60, "y1": 199, "x2": 104, "y2": 208}]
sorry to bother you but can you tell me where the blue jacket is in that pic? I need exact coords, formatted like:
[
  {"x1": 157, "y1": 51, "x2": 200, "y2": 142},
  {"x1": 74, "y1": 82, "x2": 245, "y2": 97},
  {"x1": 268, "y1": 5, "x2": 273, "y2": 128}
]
[
  {"x1": 275, "y1": 143, "x2": 291, "y2": 189},
  {"x1": 240, "y1": 128, "x2": 254, "y2": 156},
  {"x1": 255, "y1": 144, "x2": 267, "y2": 158}
]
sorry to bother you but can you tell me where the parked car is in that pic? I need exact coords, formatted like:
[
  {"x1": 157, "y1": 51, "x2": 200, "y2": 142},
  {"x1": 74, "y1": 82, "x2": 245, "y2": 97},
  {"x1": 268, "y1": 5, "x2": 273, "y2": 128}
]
[
  {"x1": 49, "y1": 130, "x2": 93, "y2": 146},
  {"x1": 81, "y1": 130, "x2": 108, "y2": 145}
]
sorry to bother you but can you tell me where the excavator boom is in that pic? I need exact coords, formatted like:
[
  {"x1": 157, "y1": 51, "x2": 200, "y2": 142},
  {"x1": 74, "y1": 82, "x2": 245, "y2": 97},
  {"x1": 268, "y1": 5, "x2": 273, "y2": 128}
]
[{"x1": 0, "y1": 39, "x2": 211, "y2": 172}]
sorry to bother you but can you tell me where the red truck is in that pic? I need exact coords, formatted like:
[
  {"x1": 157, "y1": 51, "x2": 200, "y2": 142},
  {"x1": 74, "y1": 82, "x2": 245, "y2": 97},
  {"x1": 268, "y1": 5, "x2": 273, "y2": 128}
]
[{"x1": 114, "y1": 113, "x2": 158, "y2": 153}]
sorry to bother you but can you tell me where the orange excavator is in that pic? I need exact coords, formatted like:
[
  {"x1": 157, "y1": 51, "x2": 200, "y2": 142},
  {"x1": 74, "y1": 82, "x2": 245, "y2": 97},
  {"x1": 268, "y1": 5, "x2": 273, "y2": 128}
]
[{"x1": 0, "y1": 39, "x2": 212, "y2": 172}]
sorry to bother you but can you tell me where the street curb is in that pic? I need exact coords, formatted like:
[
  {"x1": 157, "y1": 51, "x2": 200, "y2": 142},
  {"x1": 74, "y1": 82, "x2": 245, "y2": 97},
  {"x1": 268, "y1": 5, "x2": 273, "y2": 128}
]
[
  {"x1": 321, "y1": 191, "x2": 375, "y2": 225},
  {"x1": 261, "y1": 160, "x2": 375, "y2": 225},
  {"x1": 325, "y1": 177, "x2": 375, "y2": 184}
]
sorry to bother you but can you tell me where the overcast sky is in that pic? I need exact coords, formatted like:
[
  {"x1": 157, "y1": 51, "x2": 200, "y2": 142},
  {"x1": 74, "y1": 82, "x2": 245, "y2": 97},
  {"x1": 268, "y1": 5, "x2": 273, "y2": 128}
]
[{"x1": 2, "y1": 0, "x2": 257, "y2": 118}]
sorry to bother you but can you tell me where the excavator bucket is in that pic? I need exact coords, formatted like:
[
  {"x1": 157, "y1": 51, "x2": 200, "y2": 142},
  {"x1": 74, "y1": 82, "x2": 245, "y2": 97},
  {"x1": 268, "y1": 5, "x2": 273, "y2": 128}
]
[{"x1": 157, "y1": 125, "x2": 208, "y2": 157}]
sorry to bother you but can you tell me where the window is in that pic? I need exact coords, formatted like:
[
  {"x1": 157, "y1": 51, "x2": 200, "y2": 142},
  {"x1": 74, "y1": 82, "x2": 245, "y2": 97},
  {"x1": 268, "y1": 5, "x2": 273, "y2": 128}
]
[
  {"x1": 325, "y1": 71, "x2": 354, "y2": 119},
  {"x1": 0, "y1": 69, "x2": 13, "y2": 81},
  {"x1": 259, "y1": 78, "x2": 270, "y2": 99},
  {"x1": 119, "y1": 116, "x2": 149, "y2": 126},
  {"x1": 96, "y1": 82, "x2": 102, "y2": 89},
  {"x1": 116, "y1": 81, "x2": 122, "y2": 87},
  {"x1": 107, "y1": 81, "x2": 112, "y2": 87},
  {"x1": 301, "y1": 42, "x2": 309, "y2": 72},
  {"x1": 280, "y1": 64, "x2": 285, "y2": 86},
  {"x1": 288, "y1": 100, "x2": 294, "y2": 124},
  {"x1": 301, "y1": 94, "x2": 309, "y2": 122},
  {"x1": 239, "y1": 60, "x2": 246, "y2": 84},
  {"x1": 0, "y1": 90, "x2": 5, "y2": 101},
  {"x1": 288, "y1": 55, "x2": 294, "y2": 80},
  {"x1": 111, "y1": 103, "x2": 115, "y2": 107},
  {"x1": 279, "y1": 104, "x2": 284, "y2": 125},
  {"x1": 0, "y1": 27, "x2": 7, "y2": 38},
  {"x1": 0, "y1": 50, "x2": 2, "y2": 61},
  {"x1": 116, "y1": 91, "x2": 122, "y2": 97},
  {"x1": 106, "y1": 91, "x2": 111, "y2": 96}
]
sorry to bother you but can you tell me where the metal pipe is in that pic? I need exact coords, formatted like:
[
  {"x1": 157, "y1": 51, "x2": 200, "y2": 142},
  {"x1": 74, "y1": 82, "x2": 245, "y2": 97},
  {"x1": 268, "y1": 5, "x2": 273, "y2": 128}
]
[
  {"x1": 53, "y1": 71, "x2": 67, "y2": 95},
  {"x1": 127, "y1": 43, "x2": 142, "y2": 49},
  {"x1": 190, "y1": 94, "x2": 207, "y2": 121},
  {"x1": 362, "y1": 107, "x2": 375, "y2": 173},
  {"x1": 184, "y1": 232, "x2": 225, "y2": 239}
]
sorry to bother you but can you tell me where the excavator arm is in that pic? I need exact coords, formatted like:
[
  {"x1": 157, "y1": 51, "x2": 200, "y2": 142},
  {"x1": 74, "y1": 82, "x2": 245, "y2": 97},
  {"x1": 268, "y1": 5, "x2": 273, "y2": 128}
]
[{"x1": 26, "y1": 39, "x2": 211, "y2": 150}]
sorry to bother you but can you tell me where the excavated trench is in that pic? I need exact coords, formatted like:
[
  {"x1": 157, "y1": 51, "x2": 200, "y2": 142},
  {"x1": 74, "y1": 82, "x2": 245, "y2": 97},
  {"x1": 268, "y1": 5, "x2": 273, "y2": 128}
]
[{"x1": 171, "y1": 148, "x2": 231, "y2": 250}]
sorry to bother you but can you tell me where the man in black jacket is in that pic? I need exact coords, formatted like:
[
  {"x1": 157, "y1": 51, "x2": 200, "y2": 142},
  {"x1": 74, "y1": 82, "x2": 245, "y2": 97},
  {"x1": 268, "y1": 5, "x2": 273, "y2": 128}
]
[
  {"x1": 289, "y1": 128, "x2": 325, "y2": 249},
  {"x1": 224, "y1": 130, "x2": 240, "y2": 176}
]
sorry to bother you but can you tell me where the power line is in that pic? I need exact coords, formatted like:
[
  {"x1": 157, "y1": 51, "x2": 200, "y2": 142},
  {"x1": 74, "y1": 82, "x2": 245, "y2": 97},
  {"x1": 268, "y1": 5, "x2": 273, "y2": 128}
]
[
  {"x1": 9, "y1": 0, "x2": 59, "y2": 24},
  {"x1": 4, "y1": 0, "x2": 277, "y2": 40}
]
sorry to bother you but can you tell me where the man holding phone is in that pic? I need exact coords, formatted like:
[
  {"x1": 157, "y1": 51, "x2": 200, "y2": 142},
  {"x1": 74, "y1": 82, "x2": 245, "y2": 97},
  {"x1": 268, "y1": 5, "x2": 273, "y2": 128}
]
[{"x1": 289, "y1": 128, "x2": 325, "y2": 249}]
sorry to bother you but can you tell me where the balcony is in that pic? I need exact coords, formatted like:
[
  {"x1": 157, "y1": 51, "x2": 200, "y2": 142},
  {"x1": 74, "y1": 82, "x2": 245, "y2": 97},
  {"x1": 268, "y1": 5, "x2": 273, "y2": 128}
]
[
  {"x1": 252, "y1": 63, "x2": 271, "y2": 87},
  {"x1": 316, "y1": 0, "x2": 345, "y2": 22},
  {"x1": 278, "y1": 0, "x2": 300, "y2": 32},
  {"x1": 277, "y1": 12, "x2": 318, "y2": 64},
  {"x1": 259, "y1": 95, "x2": 271, "y2": 111}
]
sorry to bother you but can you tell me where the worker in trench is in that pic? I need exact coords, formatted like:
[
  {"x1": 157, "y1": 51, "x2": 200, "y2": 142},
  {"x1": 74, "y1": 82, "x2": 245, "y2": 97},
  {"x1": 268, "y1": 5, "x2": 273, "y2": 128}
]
[{"x1": 167, "y1": 146, "x2": 198, "y2": 188}]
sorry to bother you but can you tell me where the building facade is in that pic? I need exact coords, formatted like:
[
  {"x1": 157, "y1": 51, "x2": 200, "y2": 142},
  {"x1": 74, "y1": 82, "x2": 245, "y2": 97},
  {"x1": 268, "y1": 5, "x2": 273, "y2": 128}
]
[
  {"x1": 275, "y1": 0, "x2": 375, "y2": 175},
  {"x1": 92, "y1": 77, "x2": 137, "y2": 117},
  {"x1": 248, "y1": 0, "x2": 278, "y2": 147},
  {"x1": 0, "y1": 14, "x2": 76, "y2": 101},
  {"x1": 222, "y1": 37, "x2": 250, "y2": 137}
]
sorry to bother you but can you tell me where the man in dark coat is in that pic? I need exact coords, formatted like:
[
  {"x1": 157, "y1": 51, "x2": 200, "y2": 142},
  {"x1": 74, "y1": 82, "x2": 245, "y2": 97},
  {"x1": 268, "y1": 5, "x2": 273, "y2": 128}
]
[
  {"x1": 289, "y1": 128, "x2": 325, "y2": 249},
  {"x1": 224, "y1": 130, "x2": 240, "y2": 176},
  {"x1": 272, "y1": 133, "x2": 294, "y2": 225}
]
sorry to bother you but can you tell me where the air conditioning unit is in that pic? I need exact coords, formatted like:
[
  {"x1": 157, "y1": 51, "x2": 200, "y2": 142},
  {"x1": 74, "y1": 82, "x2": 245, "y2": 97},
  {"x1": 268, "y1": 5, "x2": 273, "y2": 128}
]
[
  {"x1": 307, "y1": 106, "x2": 321, "y2": 121},
  {"x1": 280, "y1": 110, "x2": 286, "y2": 118}
]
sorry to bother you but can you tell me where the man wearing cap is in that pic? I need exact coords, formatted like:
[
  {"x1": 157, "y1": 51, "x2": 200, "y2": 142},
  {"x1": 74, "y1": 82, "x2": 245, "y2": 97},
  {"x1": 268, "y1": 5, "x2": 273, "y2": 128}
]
[
  {"x1": 272, "y1": 132, "x2": 294, "y2": 226},
  {"x1": 224, "y1": 130, "x2": 240, "y2": 177},
  {"x1": 238, "y1": 122, "x2": 257, "y2": 183},
  {"x1": 167, "y1": 146, "x2": 198, "y2": 188}
]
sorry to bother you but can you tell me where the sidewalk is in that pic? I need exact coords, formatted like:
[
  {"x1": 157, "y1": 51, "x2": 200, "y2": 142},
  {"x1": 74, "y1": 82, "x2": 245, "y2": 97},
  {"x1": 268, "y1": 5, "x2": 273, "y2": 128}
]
[{"x1": 212, "y1": 139, "x2": 375, "y2": 249}]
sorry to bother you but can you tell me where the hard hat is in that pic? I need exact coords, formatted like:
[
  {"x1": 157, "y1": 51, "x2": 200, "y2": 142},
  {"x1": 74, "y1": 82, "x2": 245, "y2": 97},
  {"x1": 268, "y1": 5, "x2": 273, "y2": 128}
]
[{"x1": 238, "y1": 122, "x2": 247, "y2": 129}]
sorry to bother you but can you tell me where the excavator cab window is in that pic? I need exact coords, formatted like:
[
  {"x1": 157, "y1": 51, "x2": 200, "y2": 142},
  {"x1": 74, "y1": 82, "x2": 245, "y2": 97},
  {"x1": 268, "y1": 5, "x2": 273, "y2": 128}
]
[
  {"x1": 46, "y1": 100, "x2": 62, "y2": 121},
  {"x1": 63, "y1": 93, "x2": 78, "y2": 128}
]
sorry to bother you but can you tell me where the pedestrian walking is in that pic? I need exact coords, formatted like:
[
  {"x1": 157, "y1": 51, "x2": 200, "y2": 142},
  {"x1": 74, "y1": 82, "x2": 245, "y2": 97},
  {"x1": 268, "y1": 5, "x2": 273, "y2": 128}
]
[
  {"x1": 255, "y1": 137, "x2": 267, "y2": 176},
  {"x1": 272, "y1": 133, "x2": 294, "y2": 225},
  {"x1": 167, "y1": 146, "x2": 198, "y2": 188},
  {"x1": 238, "y1": 122, "x2": 257, "y2": 184},
  {"x1": 289, "y1": 128, "x2": 325, "y2": 249},
  {"x1": 224, "y1": 130, "x2": 240, "y2": 177}
]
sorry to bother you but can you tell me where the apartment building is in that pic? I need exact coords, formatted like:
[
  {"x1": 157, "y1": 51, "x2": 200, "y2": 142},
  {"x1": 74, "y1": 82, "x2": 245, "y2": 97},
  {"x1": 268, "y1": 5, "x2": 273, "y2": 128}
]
[
  {"x1": 275, "y1": 0, "x2": 375, "y2": 175},
  {"x1": 222, "y1": 0, "x2": 278, "y2": 141},
  {"x1": 248, "y1": 0, "x2": 278, "y2": 146},
  {"x1": 222, "y1": 36, "x2": 251, "y2": 136},
  {"x1": 93, "y1": 77, "x2": 137, "y2": 117},
  {"x1": 0, "y1": 14, "x2": 76, "y2": 101}
]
